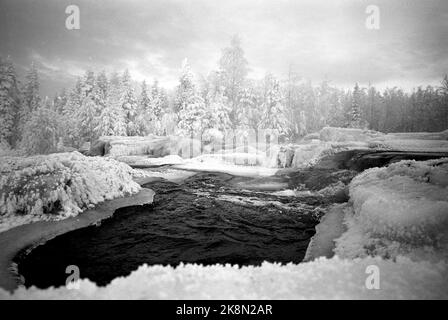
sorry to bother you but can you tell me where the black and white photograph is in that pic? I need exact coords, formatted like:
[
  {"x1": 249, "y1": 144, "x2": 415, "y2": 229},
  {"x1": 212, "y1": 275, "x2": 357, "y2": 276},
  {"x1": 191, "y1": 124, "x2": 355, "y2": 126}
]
[{"x1": 0, "y1": 0, "x2": 447, "y2": 303}]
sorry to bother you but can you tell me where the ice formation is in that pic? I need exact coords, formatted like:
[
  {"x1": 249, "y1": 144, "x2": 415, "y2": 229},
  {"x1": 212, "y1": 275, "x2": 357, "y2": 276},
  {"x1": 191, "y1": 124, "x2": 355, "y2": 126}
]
[{"x1": 0, "y1": 152, "x2": 141, "y2": 232}]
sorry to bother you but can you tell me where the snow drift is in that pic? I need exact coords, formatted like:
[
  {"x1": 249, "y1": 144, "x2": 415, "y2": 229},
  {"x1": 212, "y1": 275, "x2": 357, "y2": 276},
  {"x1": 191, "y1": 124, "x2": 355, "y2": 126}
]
[
  {"x1": 335, "y1": 158, "x2": 448, "y2": 262},
  {"x1": 0, "y1": 152, "x2": 141, "y2": 232},
  {"x1": 1, "y1": 256, "x2": 446, "y2": 299}
]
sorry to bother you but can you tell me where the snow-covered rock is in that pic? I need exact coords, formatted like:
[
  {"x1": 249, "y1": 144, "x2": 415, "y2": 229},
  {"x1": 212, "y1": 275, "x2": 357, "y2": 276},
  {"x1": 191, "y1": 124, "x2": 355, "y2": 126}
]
[
  {"x1": 92, "y1": 135, "x2": 202, "y2": 158},
  {"x1": 0, "y1": 152, "x2": 141, "y2": 232},
  {"x1": 335, "y1": 158, "x2": 448, "y2": 262}
]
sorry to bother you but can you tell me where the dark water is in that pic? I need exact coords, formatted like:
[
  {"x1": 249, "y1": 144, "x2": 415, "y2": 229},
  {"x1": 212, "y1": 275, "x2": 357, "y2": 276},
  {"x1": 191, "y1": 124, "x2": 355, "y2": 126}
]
[{"x1": 18, "y1": 171, "x2": 328, "y2": 288}]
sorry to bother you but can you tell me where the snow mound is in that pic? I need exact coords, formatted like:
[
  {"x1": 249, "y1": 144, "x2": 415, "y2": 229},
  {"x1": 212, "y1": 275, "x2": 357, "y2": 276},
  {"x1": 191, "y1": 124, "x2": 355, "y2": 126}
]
[
  {"x1": 1, "y1": 256, "x2": 446, "y2": 299},
  {"x1": 0, "y1": 152, "x2": 141, "y2": 232},
  {"x1": 335, "y1": 158, "x2": 448, "y2": 262}
]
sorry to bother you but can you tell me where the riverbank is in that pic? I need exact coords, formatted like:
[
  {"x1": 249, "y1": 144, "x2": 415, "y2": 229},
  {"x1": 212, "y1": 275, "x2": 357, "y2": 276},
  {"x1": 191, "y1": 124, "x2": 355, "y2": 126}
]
[{"x1": 0, "y1": 188, "x2": 154, "y2": 292}]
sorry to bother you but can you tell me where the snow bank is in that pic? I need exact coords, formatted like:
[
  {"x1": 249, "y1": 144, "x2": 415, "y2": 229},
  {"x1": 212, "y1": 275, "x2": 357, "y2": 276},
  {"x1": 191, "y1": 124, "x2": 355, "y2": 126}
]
[
  {"x1": 0, "y1": 152, "x2": 141, "y2": 232},
  {"x1": 1, "y1": 256, "x2": 446, "y2": 299},
  {"x1": 335, "y1": 158, "x2": 448, "y2": 262},
  {"x1": 374, "y1": 139, "x2": 448, "y2": 152},
  {"x1": 114, "y1": 155, "x2": 185, "y2": 167},
  {"x1": 319, "y1": 127, "x2": 384, "y2": 142},
  {"x1": 173, "y1": 156, "x2": 278, "y2": 177},
  {"x1": 383, "y1": 130, "x2": 448, "y2": 141},
  {"x1": 92, "y1": 135, "x2": 202, "y2": 158}
]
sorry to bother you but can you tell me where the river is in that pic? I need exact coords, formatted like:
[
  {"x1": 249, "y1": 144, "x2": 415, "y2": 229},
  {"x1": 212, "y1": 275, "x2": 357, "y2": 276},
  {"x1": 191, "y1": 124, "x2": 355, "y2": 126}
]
[{"x1": 16, "y1": 167, "x2": 355, "y2": 288}]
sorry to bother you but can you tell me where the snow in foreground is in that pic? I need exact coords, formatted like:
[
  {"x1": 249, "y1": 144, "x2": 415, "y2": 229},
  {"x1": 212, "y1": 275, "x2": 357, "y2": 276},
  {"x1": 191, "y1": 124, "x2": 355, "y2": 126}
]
[
  {"x1": 1, "y1": 256, "x2": 446, "y2": 299},
  {"x1": 335, "y1": 158, "x2": 448, "y2": 262},
  {"x1": 0, "y1": 152, "x2": 141, "y2": 232}
]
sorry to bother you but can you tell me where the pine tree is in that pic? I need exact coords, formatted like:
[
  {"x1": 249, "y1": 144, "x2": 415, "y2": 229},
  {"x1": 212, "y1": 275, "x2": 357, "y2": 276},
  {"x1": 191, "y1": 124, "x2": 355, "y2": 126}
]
[
  {"x1": 60, "y1": 78, "x2": 83, "y2": 147},
  {"x1": 95, "y1": 71, "x2": 109, "y2": 112},
  {"x1": 53, "y1": 88, "x2": 67, "y2": 115},
  {"x1": 20, "y1": 103, "x2": 59, "y2": 155},
  {"x1": 218, "y1": 35, "x2": 248, "y2": 126},
  {"x1": 77, "y1": 70, "x2": 101, "y2": 143},
  {"x1": 0, "y1": 57, "x2": 21, "y2": 146},
  {"x1": 150, "y1": 80, "x2": 163, "y2": 120},
  {"x1": 439, "y1": 75, "x2": 448, "y2": 129},
  {"x1": 236, "y1": 87, "x2": 260, "y2": 129},
  {"x1": 140, "y1": 80, "x2": 151, "y2": 113},
  {"x1": 176, "y1": 59, "x2": 207, "y2": 136},
  {"x1": 260, "y1": 75, "x2": 289, "y2": 135},
  {"x1": 20, "y1": 62, "x2": 41, "y2": 129},
  {"x1": 349, "y1": 83, "x2": 362, "y2": 128},
  {"x1": 121, "y1": 70, "x2": 140, "y2": 135},
  {"x1": 96, "y1": 72, "x2": 127, "y2": 136},
  {"x1": 207, "y1": 88, "x2": 231, "y2": 131},
  {"x1": 137, "y1": 80, "x2": 151, "y2": 134}
]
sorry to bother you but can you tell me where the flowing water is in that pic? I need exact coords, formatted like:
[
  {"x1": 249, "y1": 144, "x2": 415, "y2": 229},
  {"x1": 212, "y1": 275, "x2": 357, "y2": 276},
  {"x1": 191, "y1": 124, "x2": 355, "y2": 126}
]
[{"x1": 17, "y1": 169, "x2": 349, "y2": 289}]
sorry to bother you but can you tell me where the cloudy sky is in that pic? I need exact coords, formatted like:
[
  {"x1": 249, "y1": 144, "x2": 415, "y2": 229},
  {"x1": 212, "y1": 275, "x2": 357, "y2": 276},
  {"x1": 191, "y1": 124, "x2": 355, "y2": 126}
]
[{"x1": 1, "y1": 0, "x2": 447, "y2": 96}]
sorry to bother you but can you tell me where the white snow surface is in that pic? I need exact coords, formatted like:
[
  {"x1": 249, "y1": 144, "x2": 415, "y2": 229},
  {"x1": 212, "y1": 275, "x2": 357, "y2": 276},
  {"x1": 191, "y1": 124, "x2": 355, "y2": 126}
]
[
  {"x1": 1, "y1": 256, "x2": 446, "y2": 299},
  {"x1": 114, "y1": 154, "x2": 185, "y2": 167},
  {"x1": 0, "y1": 152, "x2": 141, "y2": 232},
  {"x1": 335, "y1": 158, "x2": 448, "y2": 262},
  {"x1": 173, "y1": 156, "x2": 279, "y2": 177}
]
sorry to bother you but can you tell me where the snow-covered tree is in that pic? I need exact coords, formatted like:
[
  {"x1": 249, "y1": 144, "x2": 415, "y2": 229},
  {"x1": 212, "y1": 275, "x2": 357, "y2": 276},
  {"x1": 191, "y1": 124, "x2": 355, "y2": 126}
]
[
  {"x1": 236, "y1": 87, "x2": 260, "y2": 129},
  {"x1": 20, "y1": 103, "x2": 60, "y2": 155},
  {"x1": 439, "y1": 75, "x2": 448, "y2": 129},
  {"x1": 0, "y1": 57, "x2": 21, "y2": 146},
  {"x1": 176, "y1": 59, "x2": 208, "y2": 136},
  {"x1": 348, "y1": 83, "x2": 362, "y2": 128},
  {"x1": 260, "y1": 75, "x2": 289, "y2": 135},
  {"x1": 96, "y1": 72, "x2": 127, "y2": 136},
  {"x1": 139, "y1": 80, "x2": 151, "y2": 113},
  {"x1": 150, "y1": 80, "x2": 164, "y2": 120},
  {"x1": 60, "y1": 78, "x2": 83, "y2": 147},
  {"x1": 207, "y1": 88, "x2": 231, "y2": 131},
  {"x1": 76, "y1": 70, "x2": 102, "y2": 143},
  {"x1": 20, "y1": 62, "x2": 41, "y2": 128},
  {"x1": 53, "y1": 88, "x2": 67, "y2": 115},
  {"x1": 218, "y1": 35, "x2": 248, "y2": 126},
  {"x1": 95, "y1": 71, "x2": 108, "y2": 111},
  {"x1": 120, "y1": 70, "x2": 140, "y2": 135}
]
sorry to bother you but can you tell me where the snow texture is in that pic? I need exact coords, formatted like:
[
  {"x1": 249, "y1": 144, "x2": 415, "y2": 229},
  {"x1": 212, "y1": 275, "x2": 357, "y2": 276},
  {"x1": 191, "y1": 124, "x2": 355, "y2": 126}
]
[
  {"x1": 1, "y1": 256, "x2": 446, "y2": 299},
  {"x1": 0, "y1": 152, "x2": 141, "y2": 232},
  {"x1": 335, "y1": 158, "x2": 448, "y2": 262}
]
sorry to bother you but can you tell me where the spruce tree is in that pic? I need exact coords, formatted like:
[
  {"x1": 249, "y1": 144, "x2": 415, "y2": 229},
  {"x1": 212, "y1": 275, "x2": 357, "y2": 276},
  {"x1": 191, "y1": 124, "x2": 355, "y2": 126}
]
[
  {"x1": 218, "y1": 35, "x2": 248, "y2": 126},
  {"x1": 176, "y1": 59, "x2": 208, "y2": 136},
  {"x1": 207, "y1": 88, "x2": 231, "y2": 131},
  {"x1": 20, "y1": 103, "x2": 59, "y2": 155},
  {"x1": 96, "y1": 72, "x2": 127, "y2": 136},
  {"x1": 0, "y1": 57, "x2": 21, "y2": 146},
  {"x1": 20, "y1": 62, "x2": 41, "y2": 129},
  {"x1": 349, "y1": 83, "x2": 362, "y2": 128},
  {"x1": 261, "y1": 75, "x2": 289, "y2": 135},
  {"x1": 121, "y1": 70, "x2": 140, "y2": 135}
]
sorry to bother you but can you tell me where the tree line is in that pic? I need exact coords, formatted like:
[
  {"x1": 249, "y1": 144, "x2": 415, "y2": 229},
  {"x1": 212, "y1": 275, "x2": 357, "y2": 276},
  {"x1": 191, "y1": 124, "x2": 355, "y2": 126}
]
[{"x1": 0, "y1": 36, "x2": 447, "y2": 155}]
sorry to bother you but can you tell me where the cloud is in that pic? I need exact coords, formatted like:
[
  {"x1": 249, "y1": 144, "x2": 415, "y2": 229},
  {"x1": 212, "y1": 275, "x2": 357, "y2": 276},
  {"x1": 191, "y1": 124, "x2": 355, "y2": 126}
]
[{"x1": 0, "y1": 0, "x2": 447, "y2": 96}]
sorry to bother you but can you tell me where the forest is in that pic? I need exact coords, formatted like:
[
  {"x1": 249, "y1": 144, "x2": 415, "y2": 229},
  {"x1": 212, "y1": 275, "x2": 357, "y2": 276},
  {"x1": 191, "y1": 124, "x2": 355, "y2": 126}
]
[{"x1": 1, "y1": 36, "x2": 447, "y2": 155}]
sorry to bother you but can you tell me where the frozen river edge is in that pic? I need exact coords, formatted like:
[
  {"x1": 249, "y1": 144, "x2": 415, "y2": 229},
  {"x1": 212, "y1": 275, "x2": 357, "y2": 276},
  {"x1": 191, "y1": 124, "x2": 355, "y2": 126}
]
[{"x1": 0, "y1": 188, "x2": 155, "y2": 292}]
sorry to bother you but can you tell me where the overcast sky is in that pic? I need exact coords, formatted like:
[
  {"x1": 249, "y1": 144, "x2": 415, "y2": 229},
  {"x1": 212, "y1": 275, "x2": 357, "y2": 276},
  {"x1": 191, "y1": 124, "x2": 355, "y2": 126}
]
[{"x1": 1, "y1": 0, "x2": 447, "y2": 96}]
